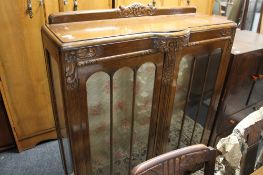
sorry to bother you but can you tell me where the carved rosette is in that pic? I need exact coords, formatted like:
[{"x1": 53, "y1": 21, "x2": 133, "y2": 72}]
[
  {"x1": 64, "y1": 47, "x2": 97, "y2": 90},
  {"x1": 119, "y1": 3, "x2": 156, "y2": 18}
]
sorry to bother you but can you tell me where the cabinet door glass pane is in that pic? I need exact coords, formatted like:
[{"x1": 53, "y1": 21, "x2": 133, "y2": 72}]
[
  {"x1": 113, "y1": 67, "x2": 134, "y2": 175},
  {"x1": 87, "y1": 62, "x2": 156, "y2": 175},
  {"x1": 168, "y1": 55, "x2": 194, "y2": 150},
  {"x1": 169, "y1": 48, "x2": 222, "y2": 150},
  {"x1": 87, "y1": 72, "x2": 110, "y2": 175},
  {"x1": 132, "y1": 63, "x2": 156, "y2": 167}
]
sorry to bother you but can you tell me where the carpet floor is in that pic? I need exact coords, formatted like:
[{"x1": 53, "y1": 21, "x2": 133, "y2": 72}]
[{"x1": 0, "y1": 140, "x2": 64, "y2": 175}]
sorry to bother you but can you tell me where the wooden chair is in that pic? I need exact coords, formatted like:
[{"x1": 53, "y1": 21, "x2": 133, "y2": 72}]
[
  {"x1": 239, "y1": 108, "x2": 263, "y2": 175},
  {"x1": 217, "y1": 107, "x2": 263, "y2": 175},
  {"x1": 131, "y1": 144, "x2": 216, "y2": 175}
]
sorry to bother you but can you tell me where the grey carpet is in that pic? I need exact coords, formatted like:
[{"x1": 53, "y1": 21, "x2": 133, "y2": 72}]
[{"x1": 0, "y1": 140, "x2": 64, "y2": 175}]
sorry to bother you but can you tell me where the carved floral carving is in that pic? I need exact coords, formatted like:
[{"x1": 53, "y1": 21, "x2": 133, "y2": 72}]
[
  {"x1": 220, "y1": 28, "x2": 233, "y2": 37},
  {"x1": 65, "y1": 60, "x2": 78, "y2": 90},
  {"x1": 154, "y1": 35, "x2": 190, "y2": 52},
  {"x1": 119, "y1": 3, "x2": 156, "y2": 18},
  {"x1": 154, "y1": 35, "x2": 189, "y2": 83},
  {"x1": 65, "y1": 51, "x2": 78, "y2": 90},
  {"x1": 64, "y1": 47, "x2": 98, "y2": 89},
  {"x1": 76, "y1": 47, "x2": 96, "y2": 60},
  {"x1": 63, "y1": 34, "x2": 191, "y2": 90}
]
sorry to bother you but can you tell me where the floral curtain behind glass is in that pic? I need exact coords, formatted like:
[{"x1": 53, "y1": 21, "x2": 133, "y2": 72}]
[{"x1": 87, "y1": 63, "x2": 156, "y2": 175}]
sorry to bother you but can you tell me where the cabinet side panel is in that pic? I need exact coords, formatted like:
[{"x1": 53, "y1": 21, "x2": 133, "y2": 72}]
[{"x1": 46, "y1": 50, "x2": 74, "y2": 175}]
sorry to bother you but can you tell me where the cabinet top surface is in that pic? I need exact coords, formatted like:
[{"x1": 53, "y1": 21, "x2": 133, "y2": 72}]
[
  {"x1": 232, "y1": 30, "x2": 263, "y2": 55},
  {"x1": 45, "y1": 14, "x2": 234, "y2": 43}
]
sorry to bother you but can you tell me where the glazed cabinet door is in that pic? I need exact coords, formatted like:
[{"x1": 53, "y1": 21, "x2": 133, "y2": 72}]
[
  {"x1": 165, "y1": 40, "x2": 228, "y2": 151},
  {"x1": 68, "y1": 49, "x2": 163, "y2": 175},
  {"x1": 81, "y1": 54, "x2": 162, "y2": 175}
]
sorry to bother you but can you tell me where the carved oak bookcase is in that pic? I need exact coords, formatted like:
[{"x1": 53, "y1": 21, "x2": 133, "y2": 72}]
[{"x1": 42, "y1": 4, "x2": 236, "y2": 175}]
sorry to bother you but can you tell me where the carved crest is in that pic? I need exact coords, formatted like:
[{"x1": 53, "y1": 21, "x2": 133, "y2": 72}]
[{"x1": 119, "y1": 3, "x2": 156, "y2": 18}]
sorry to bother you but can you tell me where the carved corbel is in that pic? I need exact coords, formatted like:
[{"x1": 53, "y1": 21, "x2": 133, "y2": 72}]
[
  {"x1": 154, "y1": 35, "x2": 189, "y2": 82},
  {"x1": 64, "y1": 47, "x2": 97, "y2": 90}
]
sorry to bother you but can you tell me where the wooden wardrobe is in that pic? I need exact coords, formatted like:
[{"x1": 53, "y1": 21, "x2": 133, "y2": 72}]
[
  {"x1": 0, "y1": 0, "x2": 117, "y2": 152},
  {"x1": 42, "y1": 5, "x2": 236, "y2": 175}
]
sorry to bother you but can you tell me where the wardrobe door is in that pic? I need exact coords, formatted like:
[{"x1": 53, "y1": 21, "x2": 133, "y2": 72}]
[
  {"x1": 59, "y1": 0, "x2": 111, "y2": 11},
  {"x1": 59, "y1": 0, "x2": 74, "y2": 11},
  {"x1": 181, "y1": 0, "x2": 214, "y2": 14},
  {"x1": 44, "y1": 0, "x2": 60, "y2": 21},
  {"x1": 115, "y1": 0, "x2": 180, "y2": 7},
  {"x1": 0, "y1": 0, "x2": 58, "y2": 151},
  {"x1": 162, "y1": 0, "x2": 179, "y2": 7},
  {"x1": 77, "y1": 0, "x2": 112, "y2": 10}
]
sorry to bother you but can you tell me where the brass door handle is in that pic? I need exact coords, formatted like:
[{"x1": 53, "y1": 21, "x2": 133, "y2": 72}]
[
  {"x1": 251, "y1": 74, "x2": 263, "y2": 81},
  {"x1": 73, "y1": 0, "x2": 78, "y2": 11},
  {"x1": 26, "y1": 0, "x2": 44, "y2": 19},
  {"x1": 187, "y1": 0, "x2": 191, "y2": 5},
  {"x1": 27, "y1": 0, "x2": 33, "y2": 18}
]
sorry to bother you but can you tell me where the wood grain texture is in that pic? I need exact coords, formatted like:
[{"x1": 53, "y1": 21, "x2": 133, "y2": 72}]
[
  {"x1": 58, "y1": 0, "x2": 111, "y2": 12},
  {"x1": 44, "y1": 0, "x2": 60, "y2": 22},
  {"x1": 183, "y1": 0, "x2": 214, "y2": 14},
  {"x1": 77, "y1": 0, "x2": 112, "y2": 10},
  {"x1": 47, "y1": 13, "x2": 233, "y2": 43},
  {"x1": 0, "y1": 0, "x2": 57, "y2": 151},
  {"x1": 48, "y1": 6, "x2": 196, "y2": 24}
]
